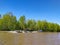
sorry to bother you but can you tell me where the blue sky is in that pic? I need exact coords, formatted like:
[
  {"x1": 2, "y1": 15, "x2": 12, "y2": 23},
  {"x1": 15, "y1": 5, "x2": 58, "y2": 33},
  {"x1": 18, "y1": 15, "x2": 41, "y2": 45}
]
[{"x1": 0, "y1": 0, "x2": 60, "y2": 24}]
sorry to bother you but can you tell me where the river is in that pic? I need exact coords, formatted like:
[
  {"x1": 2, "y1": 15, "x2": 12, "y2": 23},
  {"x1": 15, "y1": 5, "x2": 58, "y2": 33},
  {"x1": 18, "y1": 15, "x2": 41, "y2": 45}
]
[{"x1": 0, "y1": 32, "x2": 60, "y2": 45}]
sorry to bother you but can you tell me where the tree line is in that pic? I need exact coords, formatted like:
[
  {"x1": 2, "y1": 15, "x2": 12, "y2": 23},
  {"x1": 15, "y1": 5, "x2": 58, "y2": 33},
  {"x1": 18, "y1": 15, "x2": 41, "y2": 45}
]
[{"x1": 0, "y1": 12, "x2": 60, "y2": 32}]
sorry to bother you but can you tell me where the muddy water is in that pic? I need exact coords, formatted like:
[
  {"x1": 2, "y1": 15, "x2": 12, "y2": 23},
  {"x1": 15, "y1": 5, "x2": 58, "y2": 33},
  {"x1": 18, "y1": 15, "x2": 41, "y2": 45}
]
[{"x1": 0, "y1": 32, "x2": 60, "y2": 45}]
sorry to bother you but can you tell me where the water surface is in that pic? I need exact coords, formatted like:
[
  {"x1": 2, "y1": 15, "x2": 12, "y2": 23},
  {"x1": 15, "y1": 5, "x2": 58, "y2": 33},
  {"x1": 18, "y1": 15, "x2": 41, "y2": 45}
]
[{"x1": 0, "y1": 32, "x2": 60, "y2": 45}]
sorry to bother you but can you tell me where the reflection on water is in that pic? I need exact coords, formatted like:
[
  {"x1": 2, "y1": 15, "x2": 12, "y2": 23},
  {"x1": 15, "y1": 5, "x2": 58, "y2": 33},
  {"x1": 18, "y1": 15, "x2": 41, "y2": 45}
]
[{"x1": 0, "y1": 32, "x2": 60, "y2": 45}]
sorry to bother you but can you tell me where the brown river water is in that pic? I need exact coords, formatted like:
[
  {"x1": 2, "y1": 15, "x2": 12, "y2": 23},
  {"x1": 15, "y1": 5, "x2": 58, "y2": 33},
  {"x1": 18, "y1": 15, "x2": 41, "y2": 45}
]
[{"x1": 0, "y1": 32, "x2": 60, "y2": 45}]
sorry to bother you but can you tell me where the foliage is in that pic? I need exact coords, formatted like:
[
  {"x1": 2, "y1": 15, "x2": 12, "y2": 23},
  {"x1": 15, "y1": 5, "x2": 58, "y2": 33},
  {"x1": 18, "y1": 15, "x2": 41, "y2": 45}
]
[
  {"x1": 0, "y1": 12, "x2": 60, "y2": 32},
  {"x1": 19, "y1": 16, "x2": 26, "y2": 30},
  {"x1": 26, "y1": 19, "x2": 36, "y2": 31}
]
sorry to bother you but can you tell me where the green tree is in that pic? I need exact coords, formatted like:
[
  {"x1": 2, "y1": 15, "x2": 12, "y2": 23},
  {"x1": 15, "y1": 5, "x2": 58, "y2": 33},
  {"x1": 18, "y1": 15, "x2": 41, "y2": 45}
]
[
  {"x1": 2, "y1": 13, "x2": 17, "y2": 31},
  {"x1": 57, "y1": 24, "x2": 60, "y2": 32},
  {"x1": 0, "y1": 19, "x2": 3, "y2": 30},
  {"x1": 36, "y1": 20, "x2": 42, "y2": 30},
  {"x1": 48, "y1": 23, "x2": 57, "y2": 32},
  {"x1": 27, "y1": 19, "x2": 36, "y2": 31},
  {"x1": 19, "y1": 16, "x2": 26, "y2": 30},
  {"x1": 41, "y1": 20, "x2": 48, "y2": 32},
  {"x1": 15, "y1": 21, "x2": 20, "y2": 30},
  {"x1": 0, "y1": 12, "x2": 60, "y2": 32}
]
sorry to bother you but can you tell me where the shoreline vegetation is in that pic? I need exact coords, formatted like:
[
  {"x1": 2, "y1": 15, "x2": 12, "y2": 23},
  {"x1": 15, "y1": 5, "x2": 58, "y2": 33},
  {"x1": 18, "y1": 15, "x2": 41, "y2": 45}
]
[{"x1": 0, "y1": 12, "x2": 60, "y2": 32}]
